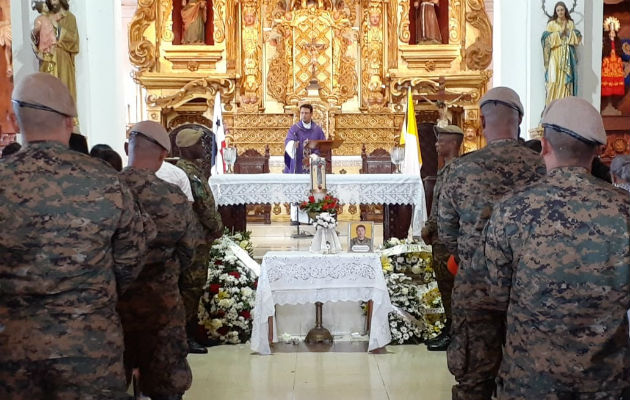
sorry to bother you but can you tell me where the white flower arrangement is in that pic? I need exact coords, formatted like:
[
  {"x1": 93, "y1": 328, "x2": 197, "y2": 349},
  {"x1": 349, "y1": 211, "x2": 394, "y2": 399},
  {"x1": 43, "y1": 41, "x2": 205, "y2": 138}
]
[
  {"x1": 377, "y1": 238, "x2": 446, "y2": 344},
  {"x1": 198, "y1": 231, "x2": 258, "y2": 345},
  {"x1": 314, "y1": 212, "x2": 337, "y2": 230}
]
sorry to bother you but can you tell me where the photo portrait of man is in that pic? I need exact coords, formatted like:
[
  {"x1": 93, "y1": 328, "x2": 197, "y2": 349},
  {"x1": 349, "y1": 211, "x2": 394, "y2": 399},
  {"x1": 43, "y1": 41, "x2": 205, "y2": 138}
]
[{"x1": 349, "y1": 223, "x2": 373, "y2": 252}]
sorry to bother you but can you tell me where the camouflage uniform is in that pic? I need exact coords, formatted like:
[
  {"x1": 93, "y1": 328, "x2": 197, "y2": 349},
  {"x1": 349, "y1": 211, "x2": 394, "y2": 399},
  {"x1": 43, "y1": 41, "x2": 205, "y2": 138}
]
[
  {"x1": 176, "y1": 159, "x2": 223, "y2": 329},
  {"x1": 423, "y1": 160, "x2": 456, "y2": 326},
  {"x1": 0, "y1": 142, "x2": 147, "y2": 399},
  {"x1": 438, "y1": 139, "x2": 545, "y2": 399},
  {"x1": 469, "y1": 167, "x2": 630, "y2": 399},
  {"x1": 117, "y1": 167, "x2": 202, "y2": 397}
]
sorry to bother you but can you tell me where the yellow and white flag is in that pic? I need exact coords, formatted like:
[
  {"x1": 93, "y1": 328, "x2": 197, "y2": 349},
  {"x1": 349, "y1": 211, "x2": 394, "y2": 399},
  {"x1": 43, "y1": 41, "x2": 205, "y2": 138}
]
[{"x1": 399, "y1": 88, "x2": 422, "y2": 175}]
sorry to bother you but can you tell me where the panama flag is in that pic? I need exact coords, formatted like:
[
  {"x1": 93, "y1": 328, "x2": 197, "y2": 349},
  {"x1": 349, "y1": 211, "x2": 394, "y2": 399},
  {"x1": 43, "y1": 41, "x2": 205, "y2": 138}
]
[
  {"x1": 212, "y1": 92, "x2": 226, "y2": 175},
  {"x1": 399, "y1": 87, "x2": 422, "y2": 175}
]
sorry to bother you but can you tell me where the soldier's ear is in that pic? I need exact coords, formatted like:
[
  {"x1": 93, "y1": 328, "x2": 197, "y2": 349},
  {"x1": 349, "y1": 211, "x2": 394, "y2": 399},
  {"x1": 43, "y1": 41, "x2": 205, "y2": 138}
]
[{"x1": 540, "y1": 137, "x2": 551, "y2": 157}]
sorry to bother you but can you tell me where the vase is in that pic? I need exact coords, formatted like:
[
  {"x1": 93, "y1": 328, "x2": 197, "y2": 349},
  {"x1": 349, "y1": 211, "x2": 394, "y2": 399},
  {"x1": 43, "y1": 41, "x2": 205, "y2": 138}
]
[{"x1": 310, "y1": 227, "x2": 342, "y2": 254}]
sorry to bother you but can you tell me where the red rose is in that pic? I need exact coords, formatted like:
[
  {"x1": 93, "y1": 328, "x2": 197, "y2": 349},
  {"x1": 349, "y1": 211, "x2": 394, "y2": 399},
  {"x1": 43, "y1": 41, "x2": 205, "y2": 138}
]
[
  {"x1": 214, "y1": 260, "x2": 223, "y2": 266},
  {"x1": 308, "y1": 195, "x2": 315, "y2": 203},
  {"x1": 216, "y1": 310, "x2": 226, "y2": 317},
  {"x1": 240, "y1": 311, "x2": 251, "y2": 319},
  {"x1": 253, "y1": 281, "x2": 258, "y2": 289},
  {"x1": 300, "y1": 201, "x2": 307, "y2": 208},
  {"x1": 209, "y1": 284, "x2": 221, "y2": 294},
  {"x1": 217, "y1": 326, "x2": 229, "y2": 336},
  {"x1": 229, "y1": 271, "x2": 241, "y2": 279}
]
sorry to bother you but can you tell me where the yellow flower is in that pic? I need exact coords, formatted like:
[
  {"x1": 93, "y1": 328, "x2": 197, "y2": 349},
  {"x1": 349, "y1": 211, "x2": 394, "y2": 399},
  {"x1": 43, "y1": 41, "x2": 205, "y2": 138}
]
[
  {"x1": 381, "y1": 255, "x2": 393, "y2": 272},
  {"x1": 217, "y1": 290, "x2": 231, "y2": 299}
]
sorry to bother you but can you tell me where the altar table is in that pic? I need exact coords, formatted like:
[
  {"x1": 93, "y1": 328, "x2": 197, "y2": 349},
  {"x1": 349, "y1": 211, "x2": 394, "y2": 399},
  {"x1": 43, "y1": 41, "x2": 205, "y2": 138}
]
[
  {"x1": 209, "y1": 173, "x2": 427, "y2": 238},
  {"x1": 250, "y1": 251, "x2": 393, "y2": 355}
]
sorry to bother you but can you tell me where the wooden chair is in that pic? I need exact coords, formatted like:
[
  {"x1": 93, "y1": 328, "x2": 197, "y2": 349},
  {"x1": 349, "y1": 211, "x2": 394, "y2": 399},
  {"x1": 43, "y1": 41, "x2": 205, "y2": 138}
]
[
  {"x1": 359, "y1": 145, "x2": 395, "y2": 223},
  {"x1": 234, "y1": 146, "x2": 272, "y2": 224}
]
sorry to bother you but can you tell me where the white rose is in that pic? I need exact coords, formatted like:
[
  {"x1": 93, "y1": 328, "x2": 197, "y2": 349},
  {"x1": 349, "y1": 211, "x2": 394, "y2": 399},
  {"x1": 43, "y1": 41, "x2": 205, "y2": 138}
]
[
  {"x1": 411, "y1": 266, "x2": 422, "y2": 275},
  {"x1": 401, "y1": 287, "x2": 409, "y2": 295}
]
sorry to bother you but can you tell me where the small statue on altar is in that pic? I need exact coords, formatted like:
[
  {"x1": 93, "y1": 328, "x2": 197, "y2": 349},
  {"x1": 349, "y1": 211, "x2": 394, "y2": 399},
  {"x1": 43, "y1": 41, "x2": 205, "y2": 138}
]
[
  {"x1": 181, "y1": 0, "x2": 207, "y2": 44},
  {"x1": 412, "y1": 0, "x2": 442, "y2": 44}
]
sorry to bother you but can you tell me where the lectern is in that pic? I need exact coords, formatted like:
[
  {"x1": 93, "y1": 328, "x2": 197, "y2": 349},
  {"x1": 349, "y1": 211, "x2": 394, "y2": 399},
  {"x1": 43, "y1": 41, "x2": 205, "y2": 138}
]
[{"x1": 304, "y1": 139, "x2": 343, "y2": 174}]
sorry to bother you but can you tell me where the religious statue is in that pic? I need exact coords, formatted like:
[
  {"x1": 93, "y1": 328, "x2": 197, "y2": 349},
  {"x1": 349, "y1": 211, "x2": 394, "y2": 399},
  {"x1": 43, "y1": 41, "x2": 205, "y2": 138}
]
[
  {"x1": 181, "y1": 0, "x2": 207, "y2": 44},
  {"x1": 31, "y1": 0, "x2": 79, "y2": 103},
  {"x1": 0, "y1": 0, "x2": 12, "y2": 77},
  {"x1": 31, "y1": 2, "x2": 57, "y2": 75},
  {"x1": 412, "y1": 0, "x2": 442, "y2": 44},
  {"x1": 462, "y1": 125, "x2": 479, "y2": 154},
  {"x1": 362, "y1": 2, "x2": 385, "y2": 108},
  {"x1": 601, "y1": 16, "x2": 625, "y2": 107},
  {"x1": 541, "y1": 1, "x2": 582, "y2": 105},
  {"x1": 241, "y1": 2, "x2": 261, "y2": 107}
]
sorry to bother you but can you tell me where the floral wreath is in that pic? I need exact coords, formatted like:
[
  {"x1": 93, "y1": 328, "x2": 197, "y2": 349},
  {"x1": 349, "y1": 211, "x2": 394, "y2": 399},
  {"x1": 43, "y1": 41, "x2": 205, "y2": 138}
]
[
  {"x1": 604, "y1": 16, "x2": 620, "y2": 32},
  {"x1": 541, "y1": 0, "x2": 577, "y2": 19}
]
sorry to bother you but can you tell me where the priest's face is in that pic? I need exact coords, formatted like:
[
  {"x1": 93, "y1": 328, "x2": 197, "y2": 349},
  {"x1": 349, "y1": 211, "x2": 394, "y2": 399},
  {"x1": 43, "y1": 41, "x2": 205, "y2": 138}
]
[
  {"x1": 300, "y1": 107, "x2": 312, "y2": 124},
  {"x1": 356, "y1": 226, "x2": 366, "y2": 240}
]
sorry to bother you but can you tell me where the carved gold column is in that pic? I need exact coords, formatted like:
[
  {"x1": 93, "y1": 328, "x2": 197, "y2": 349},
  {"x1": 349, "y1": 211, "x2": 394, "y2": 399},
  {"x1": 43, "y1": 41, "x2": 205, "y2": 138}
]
[
  {"x1": 361, "y1": 0, "x2": 386, "y2": 110},
  {"x1": 240, "y1": 0, "x2": 262, "y2": 111},
  {"x1": 225, "y1": 0, "x2": 238, "y2": 70}
]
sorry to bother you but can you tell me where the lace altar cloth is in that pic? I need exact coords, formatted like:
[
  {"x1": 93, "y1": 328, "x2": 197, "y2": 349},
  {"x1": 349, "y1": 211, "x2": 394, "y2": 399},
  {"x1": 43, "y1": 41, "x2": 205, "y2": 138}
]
[
  {"x1": 250, "y1": 251, "x2": 393, "y2": 354},
  {"x1": 209, "y1": 173, "x2": 427, "y2": 236}
]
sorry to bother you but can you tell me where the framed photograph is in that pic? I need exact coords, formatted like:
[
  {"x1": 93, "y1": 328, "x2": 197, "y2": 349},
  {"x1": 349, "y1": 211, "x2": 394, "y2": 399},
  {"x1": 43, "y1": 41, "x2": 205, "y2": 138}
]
[{"x1": 348, "y1": 221, "x2": 374, "y2": 253}]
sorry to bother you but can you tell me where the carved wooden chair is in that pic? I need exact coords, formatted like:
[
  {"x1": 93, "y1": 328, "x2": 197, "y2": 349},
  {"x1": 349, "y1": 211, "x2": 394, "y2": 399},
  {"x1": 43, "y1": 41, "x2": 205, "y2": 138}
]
[
  {"x1": 359, "y1": 145, "x2": 395, "y2": 223},
  {"x1": 234, "y1": 146, "x2": 272, "y2": 224}
]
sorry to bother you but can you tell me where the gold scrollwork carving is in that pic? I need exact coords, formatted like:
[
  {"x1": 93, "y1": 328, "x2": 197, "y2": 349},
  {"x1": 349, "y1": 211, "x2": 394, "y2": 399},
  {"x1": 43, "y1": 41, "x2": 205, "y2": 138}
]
[
  {"x1": 465, "y1": 0, "x2": 492, "y2": 70},
  {"x1": 213, "y1": 0, "x2": 227, "y2": 43},
  {"x1": 448, "y1": 0, "x2": 463, "y2": 44},
  {"x1": 267, "y1": 27, "x2": 291, "y2": 103},
  {"x1": 398, "y1": 0, "x2": 411, "y2": 43},
  {"x1": 146, "y1": 78, "x2": 236, "y2": 109},
  {"x1": 129, "y1": 0, "x2": 157, "y2": 72},
  {"x1": 159, "y1": 0, "x2": 174, "y2": 42}
]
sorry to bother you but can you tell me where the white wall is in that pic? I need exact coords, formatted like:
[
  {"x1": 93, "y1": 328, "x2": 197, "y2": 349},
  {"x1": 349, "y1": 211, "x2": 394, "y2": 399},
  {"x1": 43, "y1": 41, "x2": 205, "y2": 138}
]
[
  {"x1": 11, "y1": 0, "x2": 127, "y2": 156},
  {"x1": 493, "y1": 0, "x2": 603, "y2": 138}
]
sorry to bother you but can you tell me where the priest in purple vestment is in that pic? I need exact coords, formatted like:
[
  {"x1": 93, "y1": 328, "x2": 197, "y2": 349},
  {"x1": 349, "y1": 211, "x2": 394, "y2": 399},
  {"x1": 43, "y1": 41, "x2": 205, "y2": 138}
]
[{"x1": 284, "y1": 104, "x2": 326, "y2": 173}]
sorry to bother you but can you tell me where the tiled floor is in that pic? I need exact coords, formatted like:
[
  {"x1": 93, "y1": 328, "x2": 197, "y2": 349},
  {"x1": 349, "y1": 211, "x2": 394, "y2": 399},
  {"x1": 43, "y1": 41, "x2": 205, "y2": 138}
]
[{"x1": 185, "y1": 344, "x2": 454, "y2": 400}]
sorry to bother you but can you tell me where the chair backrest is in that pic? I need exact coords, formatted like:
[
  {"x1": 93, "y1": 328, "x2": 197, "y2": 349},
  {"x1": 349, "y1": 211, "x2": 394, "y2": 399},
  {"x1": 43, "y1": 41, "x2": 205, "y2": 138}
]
[
  {"x1": 360, "y1": 145, "x2": 395, "y2": 174},
  {"x1": 234, "y1": 146, "x2": 270, "y2": 174}
]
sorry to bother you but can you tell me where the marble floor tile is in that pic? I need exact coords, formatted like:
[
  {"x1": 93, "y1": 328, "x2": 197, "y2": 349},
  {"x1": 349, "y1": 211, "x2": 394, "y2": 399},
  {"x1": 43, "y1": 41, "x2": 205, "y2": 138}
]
[{"x1": 184, "y1": 344, "x2": 454, "y2": 400}]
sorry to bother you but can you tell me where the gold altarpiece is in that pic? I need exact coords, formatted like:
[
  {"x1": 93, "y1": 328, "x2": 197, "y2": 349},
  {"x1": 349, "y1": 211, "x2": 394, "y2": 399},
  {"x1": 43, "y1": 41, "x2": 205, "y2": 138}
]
[{"x1": 129, "y1": 0, "x2": 492, "y2": 157}]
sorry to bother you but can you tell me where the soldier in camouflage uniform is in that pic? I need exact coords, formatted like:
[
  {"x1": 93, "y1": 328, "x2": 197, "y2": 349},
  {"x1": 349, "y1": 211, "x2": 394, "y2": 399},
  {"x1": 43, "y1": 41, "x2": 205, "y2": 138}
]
[
  {"x1": 118, "y1": 121, "x2": 203, "y2": 400},
  {"x1": 176, "y1": 128, "x2": 223, "y2": 353},
  {"x1": 421, "y1": 125, "x2": 464, "y2": 352},
  {"x1": 0, "y1": 73, "x2": 148, "y2": 399},
  {"x1": 438, "y1": 87, "x2": 546, "y2": 400},
  {"x1": 469, "y1": 97, "x2": 630, "y2": 399}
]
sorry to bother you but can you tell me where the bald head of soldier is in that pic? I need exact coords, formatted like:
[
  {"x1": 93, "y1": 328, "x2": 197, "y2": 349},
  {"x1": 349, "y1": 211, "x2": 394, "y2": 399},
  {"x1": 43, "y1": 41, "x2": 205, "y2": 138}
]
[
  {"x1": 12, "y1": 73, "x2": 76, "y2": 145},
  {"x1": 541, "y1": 97, "x2": 606, "y2": 170},
  {"x1": 127, "y1": 121, "x2": 171, "y2": 172},
  {"x1": 479, "y1": 87, "x2": 523, "y2": 142}
]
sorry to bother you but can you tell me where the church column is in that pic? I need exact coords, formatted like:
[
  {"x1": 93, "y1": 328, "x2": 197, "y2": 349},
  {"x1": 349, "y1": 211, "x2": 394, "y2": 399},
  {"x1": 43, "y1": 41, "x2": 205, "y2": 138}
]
[
  {"x1": 11, "y1": 0, "x2": 127, "y2": 157},
  {"x1": 492, "y1": 0, "x2": 603, "y2": 138}
]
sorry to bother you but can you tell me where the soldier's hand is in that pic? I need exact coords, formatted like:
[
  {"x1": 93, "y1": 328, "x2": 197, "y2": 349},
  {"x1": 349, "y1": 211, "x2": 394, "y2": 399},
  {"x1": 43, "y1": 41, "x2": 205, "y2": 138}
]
[{"x1": 421, "y1": 227, "x2": 433, "y2": 245}]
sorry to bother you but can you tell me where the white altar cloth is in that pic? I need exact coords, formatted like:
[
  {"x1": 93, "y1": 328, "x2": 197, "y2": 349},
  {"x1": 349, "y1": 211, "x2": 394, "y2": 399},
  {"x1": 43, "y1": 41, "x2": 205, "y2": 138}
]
[
  {"x1": 209, "y1": 173, "x2": 427, "y2": 236},
  {"x1": 250, "y1": 251, "x2": 393, "y2": 354}
]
